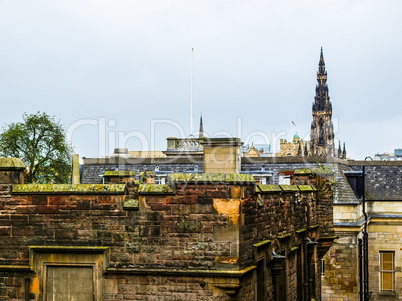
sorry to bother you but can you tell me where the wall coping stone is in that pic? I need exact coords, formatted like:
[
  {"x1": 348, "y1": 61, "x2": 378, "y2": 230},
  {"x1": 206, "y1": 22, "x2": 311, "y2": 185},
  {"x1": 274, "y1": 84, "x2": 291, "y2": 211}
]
[
  {"x1": 168, "y1": 173, "x2": 255, "y2": 184},
  {"x1": 0, "y1": 157, "x2": 25, "y2": 170},
  {"x1": 29, "y1": 246, "x2": 109, "y2": 253},
  {"x1": 278, "y1": 233, "x2": 291, "y2": 240},
  {"x1": 253, "y1": 239, "x2": 271, "y2": 248},
  {"x1": 12, "y1": 184, "x2": 126, "y2": 194},
  {"x1": 281, "y1": 185, "x2": 300, "y2": 192},
  {"x1": 256, "y1": 185, "x2": 282, "y2": 193},
  {"x1": 257, "y1": 184, "x2": 316, "y2": 194},
  {"x1": 296, "y1": 228, "x2": 307, "y2": 234},
  {"x1": 103, "y1": 171, "x2": 135, "y2": 177},
  {"x1": 298, "y1": 185, "x2": 316, "y2": 192},
  {"x1": 0, "y1": 265, "x2": 32, "y2": 272},
  {"x1": 138, "y1": 184, "x2": 173, "y2": 194},
  {"x1": 105, "y1": 265, "x2": 256, "y2": 278}
]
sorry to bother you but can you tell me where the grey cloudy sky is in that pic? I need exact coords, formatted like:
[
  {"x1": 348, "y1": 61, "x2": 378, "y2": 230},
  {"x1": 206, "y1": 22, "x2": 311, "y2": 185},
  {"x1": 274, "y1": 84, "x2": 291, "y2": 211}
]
[{"x1": 0, "y1": 0, "x2": 401, "y2": 159}]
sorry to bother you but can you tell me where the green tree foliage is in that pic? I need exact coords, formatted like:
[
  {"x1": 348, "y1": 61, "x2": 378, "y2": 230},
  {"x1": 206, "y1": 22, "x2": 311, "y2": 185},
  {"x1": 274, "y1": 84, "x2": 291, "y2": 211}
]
[{"x1": 0, "y1": 112, "x2": 73, "y2": 183}]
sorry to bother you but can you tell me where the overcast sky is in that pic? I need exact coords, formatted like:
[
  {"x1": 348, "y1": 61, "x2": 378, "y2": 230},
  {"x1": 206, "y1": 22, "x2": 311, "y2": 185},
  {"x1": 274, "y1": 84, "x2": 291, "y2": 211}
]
[{"x1": 0, "y1": 0, "x2": 401, "y2": 160}]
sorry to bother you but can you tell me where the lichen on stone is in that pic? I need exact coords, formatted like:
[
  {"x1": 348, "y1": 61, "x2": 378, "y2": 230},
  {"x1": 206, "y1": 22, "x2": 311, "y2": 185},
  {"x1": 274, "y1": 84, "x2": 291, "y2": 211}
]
[
  {"x1": 297, "y1": 185, "x2": 316, "y2": 191},
  {"x1": 292, "y1": 167, "x2": 334, "y2": 176},
  {"x1": 124, "y1": 199, "x2": 139, "y2": 208},
  {"x1": 138, "y1": 184, "x2": 173, "y2": 194},
  {"x1": 12, "y1": 184, "x2": 126, "y2": 193},
  {"x1": 168, "y1": 173, "x2": 255, "y2": 183},
  {"x1": 257, "y1": 185, "x2": 282, "y2": 193},
  {"x1": 293, "y1": 168, "x2": 313, "y2": 175},
  {"x1": 280, "y1": 185, "x2": 300, "y2": 192},
  {"x1": 0, "y1": 158, "x2": 25, "y2": 169},
  {"x1": 139, "y1": 171, "x2": 156, "y2": 178},
  {"x1": 103, "y1": 171, "x2": 135, "y2": 177}
]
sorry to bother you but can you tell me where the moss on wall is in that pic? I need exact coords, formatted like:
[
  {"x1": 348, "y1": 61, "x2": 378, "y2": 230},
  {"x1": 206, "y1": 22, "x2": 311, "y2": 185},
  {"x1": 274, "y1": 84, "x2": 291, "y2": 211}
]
[
  {"x1": 138, "y1": 184, "x2": 173, "y2": 193},
  {"x1": 169, "y1": 173, "x2": 254, "y2": 183},
  {"x1": 12, "y1": 184, "x2": 126, "y2": 194},
  {"x1": 0, "y1": 158, "x2": 25, "y2": 169},
  {"x1": 103, "y1": 171, "x2": 135, "y2": 177}
]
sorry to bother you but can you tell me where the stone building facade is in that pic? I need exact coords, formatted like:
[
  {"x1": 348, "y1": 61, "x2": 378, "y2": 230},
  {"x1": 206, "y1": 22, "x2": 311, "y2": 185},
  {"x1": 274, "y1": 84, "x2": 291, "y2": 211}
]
[
  {"x1": 277, "y1": 133, "x2": 308, "y2": 157},
  {"x1": 321, "y1": 161, "x2": 402, "y2": 300},
  {"x1": 0, "y1": 158, "x2": 335, "y2": 300}
]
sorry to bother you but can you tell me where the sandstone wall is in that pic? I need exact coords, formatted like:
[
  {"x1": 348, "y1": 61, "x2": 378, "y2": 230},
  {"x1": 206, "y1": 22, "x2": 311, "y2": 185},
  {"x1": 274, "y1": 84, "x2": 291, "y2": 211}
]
[{"x1": 0, "y1": 171, "x2": 333, "y2": 300}]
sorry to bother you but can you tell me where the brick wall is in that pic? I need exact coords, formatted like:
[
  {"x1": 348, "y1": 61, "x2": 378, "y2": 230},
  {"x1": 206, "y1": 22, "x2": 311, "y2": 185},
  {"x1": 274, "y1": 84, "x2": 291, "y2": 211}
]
[{"x1": 0, "y1": 171, "x2": 334, "y2": 300}]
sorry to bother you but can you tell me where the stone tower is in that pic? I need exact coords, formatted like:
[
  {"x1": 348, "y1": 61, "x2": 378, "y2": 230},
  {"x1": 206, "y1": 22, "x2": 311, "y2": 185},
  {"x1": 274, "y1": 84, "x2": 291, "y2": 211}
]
[{"x1": 310, "y1": 47, "x2": 335, "y2": 157}]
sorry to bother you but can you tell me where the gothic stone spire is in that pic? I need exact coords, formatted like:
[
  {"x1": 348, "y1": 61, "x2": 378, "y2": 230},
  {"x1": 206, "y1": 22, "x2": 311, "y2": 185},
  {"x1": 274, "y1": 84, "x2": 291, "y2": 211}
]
[{"x1": 310, "y1": 47, "x2": 335, "y2": 157}]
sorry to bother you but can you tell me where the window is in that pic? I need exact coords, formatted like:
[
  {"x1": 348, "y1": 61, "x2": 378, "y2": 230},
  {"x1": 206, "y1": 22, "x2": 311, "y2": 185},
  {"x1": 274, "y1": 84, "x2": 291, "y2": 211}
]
[
  {"x1": 253, "y1": 176, "x2": 267, "y2": 185},
  {"x1": 380, "y1": 251, "x2": 395, "y2": 291},
  {"x1": 279, "y1": 175, "x2": 290, "y2": 185},
  {"x1": 155, "y1": 176, "x2": 166, "y2": 184}
]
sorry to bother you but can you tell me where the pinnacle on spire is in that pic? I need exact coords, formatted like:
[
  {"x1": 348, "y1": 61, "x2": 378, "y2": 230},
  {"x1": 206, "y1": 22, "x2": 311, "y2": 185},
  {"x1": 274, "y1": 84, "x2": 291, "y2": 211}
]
[
  {"x1": 314, "y1": 47, "x2": 330, "y2": 111},
  {"x1": 198, "y1": 114, "x2": 204, "y2": 138},
  {"x1": 342, "y1": 142, "x2": 346, "y2": 159},
  {"x1": 318, "y1": 47, "x2": 326, "y2": 75}
]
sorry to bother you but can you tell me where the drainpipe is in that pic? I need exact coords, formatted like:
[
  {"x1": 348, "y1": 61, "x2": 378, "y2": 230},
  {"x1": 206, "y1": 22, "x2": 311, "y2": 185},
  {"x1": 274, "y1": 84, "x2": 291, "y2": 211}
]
[
  {"x1": 358, "y1": 238, "x2": 363, "y2": 301},
  {"x1": 361, "y1": 166, "x2": 369, "y2": 300},
  {"x1": 24, "y1": 278, "x2": 30, "y2": 301},
  {"x1": 303, "y1": 238, "x2": 309, "y2": 301}
]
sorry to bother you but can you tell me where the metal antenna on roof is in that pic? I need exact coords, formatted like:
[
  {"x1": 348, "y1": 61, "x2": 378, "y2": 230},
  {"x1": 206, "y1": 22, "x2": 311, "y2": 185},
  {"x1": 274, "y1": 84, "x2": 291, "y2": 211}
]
[{"x1": 190, "y1": 48, "x2": 194, "y2": 137}]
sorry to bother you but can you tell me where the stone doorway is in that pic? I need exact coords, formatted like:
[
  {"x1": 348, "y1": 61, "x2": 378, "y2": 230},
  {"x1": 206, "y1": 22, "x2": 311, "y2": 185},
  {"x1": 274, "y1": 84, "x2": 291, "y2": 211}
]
[{"x1": 46, "y1": 266, "x2": 94, "y2": 301}]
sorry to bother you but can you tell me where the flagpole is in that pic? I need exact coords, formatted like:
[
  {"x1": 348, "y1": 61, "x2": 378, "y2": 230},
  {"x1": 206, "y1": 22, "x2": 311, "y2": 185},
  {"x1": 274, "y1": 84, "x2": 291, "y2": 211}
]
[{"x1": 190, "y1": 48, "x2": 194, "y2": 137}]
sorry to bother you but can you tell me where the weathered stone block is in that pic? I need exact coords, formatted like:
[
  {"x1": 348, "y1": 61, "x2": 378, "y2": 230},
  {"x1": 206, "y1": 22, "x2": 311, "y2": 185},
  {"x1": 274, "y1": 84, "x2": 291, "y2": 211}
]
[{"x1": 176, "y1": 221, "x2": 203, "y2": 233}]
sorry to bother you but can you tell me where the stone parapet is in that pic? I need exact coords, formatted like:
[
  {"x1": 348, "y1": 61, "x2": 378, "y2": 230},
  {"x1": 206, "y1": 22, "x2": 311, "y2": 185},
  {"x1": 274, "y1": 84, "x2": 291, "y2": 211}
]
[{"x1": 0, "y1": 158, "x2": 25, "y2": 184}]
